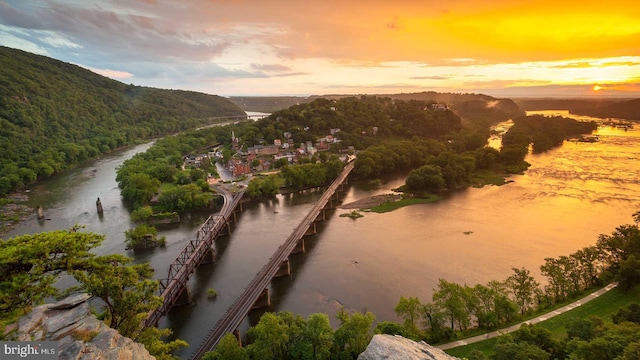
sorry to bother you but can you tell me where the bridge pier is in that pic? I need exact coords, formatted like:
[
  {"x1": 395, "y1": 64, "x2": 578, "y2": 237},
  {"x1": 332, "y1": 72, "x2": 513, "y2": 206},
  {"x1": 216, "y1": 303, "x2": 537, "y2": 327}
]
[
  {"x1": 292, "y1": 238, "x2": 305, "y2": 254},
  {"x1": 314, "y1": 208, "x2": 326, "y2": 222},
  {"x1": 324, "y1": 199, "x2": 333, "y2": 210},
  {"x1": 251, "y1": 288, "x2": 271, "y2": 310},
  {"x1": 201, "y1": 247, "x2": 216, "y2": 264},
  {"x1": 275, "y1": 259, "x2": 291, "y2": 277},
  {"x1": 174, "y1": 282, "x2": 192, "y2": 306},
  {"x1": 304, "y1": 222, "x2": 317, "y2": 236},
  {"x1": 220, "y1": 221, "x2": 232, "y2": 236}
]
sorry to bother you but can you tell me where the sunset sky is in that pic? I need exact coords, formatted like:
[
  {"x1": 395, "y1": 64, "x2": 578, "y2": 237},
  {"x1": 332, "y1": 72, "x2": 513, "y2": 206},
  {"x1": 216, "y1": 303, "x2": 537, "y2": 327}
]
[{"x1": 1, "y1": 0, "x2": 639, "y2": 97}]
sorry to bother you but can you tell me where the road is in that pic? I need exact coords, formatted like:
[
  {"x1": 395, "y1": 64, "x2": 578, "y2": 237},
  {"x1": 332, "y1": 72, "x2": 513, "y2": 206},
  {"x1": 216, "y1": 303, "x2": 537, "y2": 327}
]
[{"x1": 437, "y1": 283, "x2": 617, "y2": 350}]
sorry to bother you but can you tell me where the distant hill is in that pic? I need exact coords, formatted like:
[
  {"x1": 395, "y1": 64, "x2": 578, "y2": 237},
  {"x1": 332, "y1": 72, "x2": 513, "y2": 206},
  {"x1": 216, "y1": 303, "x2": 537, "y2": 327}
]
[
  {"x1": 515, "y1": 98, "x2": 640, "y2": 121},
  {"x1": 231, "y1": 92, "x2": 525, "y2": 125},
  {"x1": 379, "y1": 92, "x2": 525, "y2": 124},
  {"x1": 228, "y1": 96, "x2": 312, "y2": 113},
  {"x1": 0, "y1": 46, "x2": 245, "y2": 196}
]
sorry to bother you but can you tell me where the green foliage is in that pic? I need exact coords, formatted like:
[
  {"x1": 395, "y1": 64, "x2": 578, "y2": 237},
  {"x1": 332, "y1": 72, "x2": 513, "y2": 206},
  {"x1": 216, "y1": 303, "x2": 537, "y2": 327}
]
[
  {"x1": 281, "y1": 160, "x2": 345, "y2": 190},
  {"x1": 0, "y1": 46, "x2": 244, "y2": 196},
  {"x1": 506, "y1": 267, "x2": 540, "y2": 315},
  {"x1": 493, "y1": 335, "x2": 551, "y2": 360},
  {"x1": 157, "y1": 183, "x2": 213, "y2": 212},
  {"x1": 203, "y1": 333, "x2": 248, "y2": 360},
  {"x1": 70, "y1": 254, "x2": 162, "y2": 339},
  {"x1": 120, "y1": 173, "x2": 160, "y2": 207},
  {"x1": 131, "y1": 206, "x2": 154, "y2": 222},
  {"x1": 340, "y1": 210, "x2": 364, "y2": 219},
  {"x1": 304, "y1": 313, "x2": 333, "y2": 360},
  {"x1": 0, "y1": 226, "x2": 185, "y2": 359},
  {"x1": 333, "y1": 308, "x2": 376, "y2": 358},
  {"x1": 136, "y1": 326, "x2": 189, "y2": 360},
  {"x1": 612, "y1": 303, "x2": 640, "y2": 325},
  {"x1": 0, "y1": 226, "x2": 103, "y2": 319},
  {"x1": 207, "y1": 288, "x2": 218, "y2": 298},
  {"x1": 374, "y1": 321, "x2": 405, "y2": 336},
  {"x1": 234, "y1": 310, "x2": 373, "y2": 360},
  {"x1": 405, "y1": 165, "x2": 446, "y2": 193},
  {"x1": 369, "y1": 195, "x2": 440, "y2": 213},
  {"x1": 246, "y1": 175, "x2": 280, "y2": 198},
  {"x1": 394, "y1": 296, "x2": 422, "y2": 336},
  {"x1": 246, "y1": 312, "x2": 289, "y2": 359},
  {"x1": 124, "y1": 224, "x2": 166, "y2": 250}
]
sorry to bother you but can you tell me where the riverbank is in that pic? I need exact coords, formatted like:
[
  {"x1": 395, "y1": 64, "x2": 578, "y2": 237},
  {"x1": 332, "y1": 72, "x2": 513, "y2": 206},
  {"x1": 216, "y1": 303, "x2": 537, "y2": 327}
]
[
  {"x1": 0, "y1": 192, "x2": 33, "y2": 238},
  {"x1": 339, "y1": 193, "x2": 403, "y2": 209}
]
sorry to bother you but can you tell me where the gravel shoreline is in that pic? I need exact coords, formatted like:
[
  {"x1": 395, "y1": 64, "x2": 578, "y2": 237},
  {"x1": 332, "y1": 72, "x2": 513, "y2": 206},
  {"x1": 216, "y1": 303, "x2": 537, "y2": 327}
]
[
  {"x1": 0, "y1": 192, "x2": 33, "y2": 238},
  {"x1": 339, "y1": 193, "x2": 402, "y2": 210}
]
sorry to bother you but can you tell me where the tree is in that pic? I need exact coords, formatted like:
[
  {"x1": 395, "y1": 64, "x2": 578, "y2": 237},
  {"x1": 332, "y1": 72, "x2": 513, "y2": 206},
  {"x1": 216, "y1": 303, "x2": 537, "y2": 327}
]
[
  {"x1": 333, "y1": 308, "x2": 375, "y2": 359},
  {"x1": 405, "y1": 165, "x2": 446, "y2": 193},
  {"x1": 419, "y1": 302, "x2": 450, "y2": 343},
  {"x1": 433, "y1": 279, "x2": 470, "y2": 331},
  {"x1": 540, "y1": 256, "x2": 572, "y2": 302},
  {"x1": 70, "y1": 254, "x2": 162, "y2": 340},
  {"x1": 506, "y1": 267, "x2": 540, "y2": 315},
  {"x1": 619, "y1": 255, "x2": 640, "y2": 291},
  {"x1": 566, "y1": 317, "x2": 596, "y2": 341},
  {"x1": 190, "y1": 168, "x2": 206, "y2": 182},
  {"x1": 612, "y1": 303, "x2": 640, "y2": 325},
  {"x1": 597, "y1": 224, "x2": 640, "y2": 272},
  {"x1": 303, "y1": 313, "x2": 333, "y2": 360},
  {"x1": 131, "y1": 206, "x2": 154, "y2": 223},
  {"x1": 203, "y1": 333, "x2": 247, "y2": 360},
  {"x1": 394, "y1": 296, "x2": 422, "y2": 335},
  {"x1": 0, "y1": 226, "x2": 103, "y2": 319},
  {"x1": 136, "y1": 326, "x2": 189, "y2": 360},
  {"x1": 121, "y1": 173, "x2": 160, "y2": 207},
  {"x1": 124, "y1": 224, "x2": 166, "y2": 250},
  {"x1": 247, "y1": 312, "x2": 289, "y2": 360}
]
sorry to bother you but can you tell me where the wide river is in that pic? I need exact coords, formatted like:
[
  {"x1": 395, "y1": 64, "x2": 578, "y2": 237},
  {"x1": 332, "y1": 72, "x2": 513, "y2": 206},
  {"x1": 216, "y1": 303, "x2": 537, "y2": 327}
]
[{"x1": 4, "y1": 110, "x2": 640, "y2": 356}]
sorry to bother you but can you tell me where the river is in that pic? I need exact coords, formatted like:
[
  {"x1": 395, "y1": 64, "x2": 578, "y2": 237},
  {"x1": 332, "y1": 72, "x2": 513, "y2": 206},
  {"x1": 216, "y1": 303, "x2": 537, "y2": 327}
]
[{"x1": 3, "y1": 111, "x2": 640, "y2": 356}]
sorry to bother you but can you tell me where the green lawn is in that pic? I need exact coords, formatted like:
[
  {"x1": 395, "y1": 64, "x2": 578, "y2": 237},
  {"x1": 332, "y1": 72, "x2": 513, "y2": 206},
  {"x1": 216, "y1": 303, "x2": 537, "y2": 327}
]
[
  {"x1": 536, "y1": 285, "x2": 640, "y2": 336},
  {"x1": 369, "y1": 195, "x2": 441, "y2": 213},
  {"x1": 445, "y1": 285, "x2": 640, "y2": 358}
]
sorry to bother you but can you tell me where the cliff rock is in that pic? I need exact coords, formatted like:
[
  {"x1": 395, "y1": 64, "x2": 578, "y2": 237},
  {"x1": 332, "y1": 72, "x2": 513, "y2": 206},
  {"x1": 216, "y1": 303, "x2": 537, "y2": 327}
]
[
  {"x1": 8, "y1": 294, "x2": 155, "y2": 360},
  {"x1": 358, "y1": 334, "x2": 460, "y2": 360}
]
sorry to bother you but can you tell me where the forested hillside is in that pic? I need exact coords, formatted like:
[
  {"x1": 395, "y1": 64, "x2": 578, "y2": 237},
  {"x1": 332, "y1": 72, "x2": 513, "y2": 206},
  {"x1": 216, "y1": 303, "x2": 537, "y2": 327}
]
[{"x1": 0, "y1": 46, "x2": 245, "y2": 196}]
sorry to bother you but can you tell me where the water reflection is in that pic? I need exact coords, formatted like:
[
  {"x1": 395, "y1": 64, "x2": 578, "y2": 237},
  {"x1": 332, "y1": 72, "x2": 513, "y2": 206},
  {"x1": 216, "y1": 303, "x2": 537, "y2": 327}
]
[{"x1": 5, "y1": 114, "x2": 640, "y2": 356}]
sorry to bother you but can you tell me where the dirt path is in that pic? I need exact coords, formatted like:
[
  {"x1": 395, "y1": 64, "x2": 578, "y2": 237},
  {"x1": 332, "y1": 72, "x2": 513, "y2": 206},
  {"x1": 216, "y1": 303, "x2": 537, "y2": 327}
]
[{"x1": 437, "y1": 283, "x2": 618, "y2": 351}]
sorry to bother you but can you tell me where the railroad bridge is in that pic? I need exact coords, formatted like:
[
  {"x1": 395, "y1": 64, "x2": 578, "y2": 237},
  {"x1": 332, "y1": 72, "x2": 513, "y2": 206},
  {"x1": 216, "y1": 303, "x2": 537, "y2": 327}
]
[
  {"x1": 190, "y1": 161, "x2": 355, "y2": 359},
  {"x1": 144, "y1": 187, "x2": 246, "y2": 328}
]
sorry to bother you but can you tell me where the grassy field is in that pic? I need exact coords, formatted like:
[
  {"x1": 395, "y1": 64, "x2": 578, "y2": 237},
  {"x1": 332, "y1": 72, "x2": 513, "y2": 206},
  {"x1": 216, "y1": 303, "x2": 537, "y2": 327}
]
[
  {"x1": 445, "y1": 285, "x2": 640, "y2": 358},
  {"x1": 369, "y1": 195, "x2": 440, "y2": 213}
]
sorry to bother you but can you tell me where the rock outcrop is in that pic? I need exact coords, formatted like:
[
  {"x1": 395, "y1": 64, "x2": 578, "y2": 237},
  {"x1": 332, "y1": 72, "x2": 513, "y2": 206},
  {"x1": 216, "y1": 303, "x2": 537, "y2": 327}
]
[
  {"x1": 7, "y1": 294, "x2": 155, "y2": 360},
  {"x1": 358, "y1": 334, "x2": 460, "y2": 360}
]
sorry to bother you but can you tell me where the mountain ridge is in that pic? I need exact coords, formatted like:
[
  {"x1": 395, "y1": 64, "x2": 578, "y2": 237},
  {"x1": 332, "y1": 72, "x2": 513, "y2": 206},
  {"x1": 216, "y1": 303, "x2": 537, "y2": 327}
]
[{"x1": 0, "y1": 46, "x2": 245, "y2": 196}]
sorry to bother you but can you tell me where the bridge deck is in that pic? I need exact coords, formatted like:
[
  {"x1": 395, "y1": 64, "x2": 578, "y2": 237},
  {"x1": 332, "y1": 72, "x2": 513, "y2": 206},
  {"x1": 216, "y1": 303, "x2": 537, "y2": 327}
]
[
  {"x1": 144, "y1": 188, "x2": 245, "y2": 328},
  {"x1": 190, "y1": 161, "x2": 354, "y2": 359}
]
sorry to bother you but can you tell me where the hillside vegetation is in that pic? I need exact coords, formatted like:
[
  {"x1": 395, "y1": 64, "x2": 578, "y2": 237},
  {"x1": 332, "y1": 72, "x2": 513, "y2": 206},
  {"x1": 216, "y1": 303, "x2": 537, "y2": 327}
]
[{"x1": 0, "y1": 46, "x2": 244, "y2": 196}]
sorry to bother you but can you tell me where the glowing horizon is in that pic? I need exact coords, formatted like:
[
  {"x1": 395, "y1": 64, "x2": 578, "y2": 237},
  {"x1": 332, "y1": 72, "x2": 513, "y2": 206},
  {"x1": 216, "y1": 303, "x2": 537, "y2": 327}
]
[{"x1": 0, "y1": 0, "x2": 638, "y2": 97}]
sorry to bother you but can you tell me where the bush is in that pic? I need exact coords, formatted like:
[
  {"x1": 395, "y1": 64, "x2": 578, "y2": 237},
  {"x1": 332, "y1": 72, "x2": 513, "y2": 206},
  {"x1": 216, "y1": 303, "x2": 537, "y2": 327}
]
[{"x1": 124, "y1": 225, "x2": 166, "y2": 250}]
